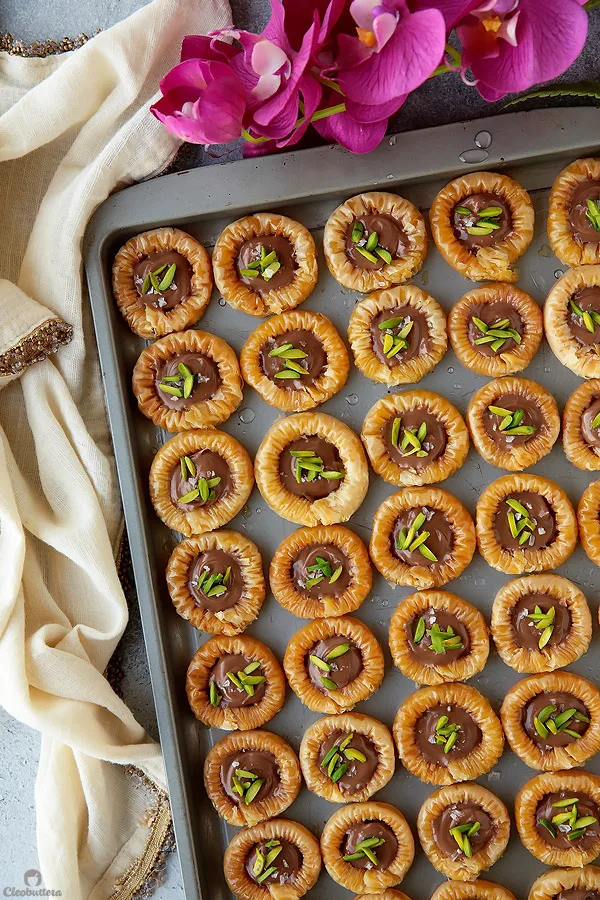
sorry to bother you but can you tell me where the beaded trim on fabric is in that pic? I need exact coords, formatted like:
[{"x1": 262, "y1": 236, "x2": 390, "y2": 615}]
[
  {"x1": 0, "y1": 32, "x2": 92, "y2": 57},
  {"x1": 0, "y1": 318, "x2": 73, "y2": 377}
]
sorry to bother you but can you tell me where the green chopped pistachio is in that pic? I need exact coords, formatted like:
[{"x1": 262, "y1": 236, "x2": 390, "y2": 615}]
[
  {"x1": 355, "y1": 246, "x2": 378, "y2": 263},
  {"x1": 321, "y1": 676, "x2": 339, "y2": 691},
  {"x1": 365, "y1": 230, "x2": 379, "y2": 251},
  {"x1": 414, "y1": 616, "x2": 426, "y2": 644},
  {"x1": 326, "y1": 642, "x2": 350, "y2": 660},
  {"x1": 309, "y1": 655, "x2": 331, "y2": 672}
]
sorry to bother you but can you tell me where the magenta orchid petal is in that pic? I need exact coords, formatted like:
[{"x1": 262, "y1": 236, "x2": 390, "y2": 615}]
[
  {"x1": 158, "y1": 58, "x2": 211, "y2": 97},
  {"x1": 338, "y1": 7, "x2": 446, "y2": 104},
  {"x1": 409, "y1": 0, "x2": 481, "y2": 28},
  {"x1": 313, "y1": 108, "x2": 388, "y2": 153},
  {"x1": 351, "y1": 0, "x2": 381, "y2": 29},
  {"x1": 252, "y1": 74, "x2": 283, "y2": 101},
  {"x1": 373, "y1": 11, "x2": 400, "y2": 50},
  {"x1": 335, "y1": 32, "x2": 373, "y2": 70},
  {"x1": 253, "y1": 19, "x2": 318, "y2": 125},
  {"x1": 180, "y1": 35, "x2": 238, "y2": 63},
  {"x1": 274, "y1": 75, "x2": 323, "y2": 146},
  {"x1": 252, "y1": 90, "x2": 300, "y2": 138},
  {"x1": 345, "y1": 92, "x2": 406, "y2": 123},
  {"x1": 252, "y1": 40, "x2": 291, "y2": 76}
]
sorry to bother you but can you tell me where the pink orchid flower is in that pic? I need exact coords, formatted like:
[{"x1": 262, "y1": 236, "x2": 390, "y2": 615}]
[{"x1": 457, "y1": 0, "x2": 589, "y2": 101}]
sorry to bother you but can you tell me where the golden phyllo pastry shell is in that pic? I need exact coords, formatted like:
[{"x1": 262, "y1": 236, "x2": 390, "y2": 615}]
[
  {"x1": 393, "y1": 682, "x2": 504, "y2": 785},
  {"x1": 149, "y1": 428, "x2": 254, "y2": 536},
  {"x1": 491, "y1": 574, "x2": 591, "y2": 674},
  {"x1": 212, "y1": 212, "x2": 318, "y2": 317},
  {"x1": 361, "y1": 390, "x2": 469, "y2": 487},
  {"x1": 348, "y1": 285, "x2": 447, "y2": 385},
  {"x1": 544, "y1": 265, "x2": 600, "y2": 378},
  {"x1": 283, "y1": 616, "x2": 384, "y2": 714},
  {"x1": 500, "y1": 672, "x2": 600, "y2": 770},
  {"x1": 388, "y1": 590, "x2": 489, "y2": 686},
  {"x1": 299, "y1": 712, "x2": 395, "y2": 803},
  {"x1": 166, "y1": 530, "x2": 265, "y2": 636},
  {"x1": 320, "y1": 801, "x2": 414, "y2": 893},
  {"x1": 548, "y1": 158, "x2": 600, "y2": 266},
  {"x1": 528, "y1": 865, "x2": 600, "y2": 900},
  {"x1": 254, "y1": 412, "x2": 369, "y2": 526},
  {"x1": 475, "y1": 473, "x2": 577, "y2": 574},
  {"x1": 353, "y1": 891, "x2": 413, "y2": 900},
  {"x1": 417, "y1": 782, "x2": 510, "y2": 881},
  {"x1": 579, "y1": 479, "x2": 600, "y2": 565},
  {"x1": 515, "y1": 769, "x2": 600, "y2": 867},
  {"x1": 448, "y1": 283, "x2": 542, "y2": 376},
  {"x1": 563, "y1": 379, "x2": 600, "y2": 470},
  {"x1": 112, "y1": 227, "x2": 212, "y2": 338},
  {"x1": 132, "y1": 329, "x2": 243, "y2": 432},
  {"x1": 467, "y1": 377, "x2": 560, "y2": 471},
  {"x1": 186, "y1": 634, "x2": 285, "y2": 731},
  {"x1": 429, "y1": 171, "x2": 534, "y2": 282},
  {"x1": 223, "y1": 818, "x2": 321, "y2": 900},
  {"x1": 431, "y1": 881, "x2": 516, "y2": 900},
  {"x1": 203, "y1": 729, "x2": 301, "y2": 827},
  {"x1": 240, "y1": 309, "x2": 349, "y2": 411},
  {"x1": 324, "y1": 191, "x2": 427, "y2": 292},
  {"x1": 369, "y1": 487, "x2": 476, "y2": 589},
  {"x1": 269, "y1": 525, "x2": 372, "y2": 619}
]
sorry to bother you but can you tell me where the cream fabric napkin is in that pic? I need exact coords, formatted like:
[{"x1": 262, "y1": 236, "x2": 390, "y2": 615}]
[{"x1": 0, "y1": 0, "x2": 231, "y2": 897}]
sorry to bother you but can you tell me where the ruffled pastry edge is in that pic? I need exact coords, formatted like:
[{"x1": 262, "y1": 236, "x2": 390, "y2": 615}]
[
  {"x1": 563, "y1": 378, "x2": 600, "y2": 470},
  {"x1": 578, "y1": 479, "x2": 600, "y2": 565},
  {"x1": 548, "y1": 158, "x2": 600, "y2": 266},
  {"x1": 528, "y1": 866, "x2": 600, "y2": 900},
  {"x1": 544, "y1": 265, "x2": 600, "y2": 378}
]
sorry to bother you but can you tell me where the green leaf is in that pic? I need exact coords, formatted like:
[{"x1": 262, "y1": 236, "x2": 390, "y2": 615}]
[{"x1": 504, "y1": 81, "x2": 600, "y2": 108}]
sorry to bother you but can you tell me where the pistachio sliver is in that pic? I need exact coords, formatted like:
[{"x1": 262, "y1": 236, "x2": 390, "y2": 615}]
[
  {"x1": 467, "y1": 224, "x2": 496, "y2": 235},
  {"x1": 365, "y1": 230, "x2": 379, "y2": 251},
  {"x1": 351, "y1": 222, "x2": 364, "y2": 243},
  {"x1": 375, "y1": 246, "x2": 392, "y2": 264},
  {"x1": 262, "y1": 261, "x2": 281, "y2": 281},
  {"x1": 141, "y1": 273, "x2": 151, "y2": 293},
  {"x1": 268, "y1": 343, "x2": 294, "y2": 358},
  {"x1": 419, "y1": 544, "x2": 438, "y2": 562},
  {"x1": 414, "y1": 617, "x2": 426, "y2": 643},
  {"x1": 391, "y1": 417, "x2": 401, "y2": 448},
  {"x1": 326, "y1": 642, "x2": 350, "y2": 660},
  {"x1": 320, "y1": 676, "x2": 339, "y2": 691},
  {"x1": 455, "y1": 205, "x2": 472, "y2": 215},
  {"x1": 274, "y1": 370, "x2": 301, "y2": 379},
  {"x1": 506, "y1": 498, "x2": 529, "y2": 517},
  {"x1": 209, "y1": 680, "x2": 221, "y2": 707},
  {"x1": 329, "y1": 565, "x2": 343, "y2": 585},
  {"x1": 488, "y1": 405, "x2": 513, "y2": 417},
  {"x1": 264, "y1": 844, "x2": 283, "y2": 865},
  {"x1": 178, "y1": 488, "x2": 200, "y2": 503},
  {"x1": 309, "y1": 654, "x2": 331, "y2": 672},
  {"x1": 377, "y1": 316, "x2": 405, "y2": 330},
  {"x1": 355, "y1": 246, "x2": 378, "y2": 263},
  {"x1": 160, "y1": 383, "x2": 183, "y2": 397}
]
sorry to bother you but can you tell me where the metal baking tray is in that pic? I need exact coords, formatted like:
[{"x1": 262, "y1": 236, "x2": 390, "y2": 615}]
[{"x1": 84, "y1": 107, "x2": 600, "y2": 900}]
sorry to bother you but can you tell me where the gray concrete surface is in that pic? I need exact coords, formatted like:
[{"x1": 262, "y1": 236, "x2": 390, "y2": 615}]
[{"x1": 0, "y1": 1, "x2": 599, "y2": 896}]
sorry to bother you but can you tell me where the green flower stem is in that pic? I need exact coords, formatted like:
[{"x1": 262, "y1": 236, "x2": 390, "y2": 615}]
[{"x1": 242, "y1": 101, "x2": 347, "y2": 145}]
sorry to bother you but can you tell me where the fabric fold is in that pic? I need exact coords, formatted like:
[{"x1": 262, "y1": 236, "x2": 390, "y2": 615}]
[{"x1": 0, "y1": 278, "x2": 72, "y2": 380}]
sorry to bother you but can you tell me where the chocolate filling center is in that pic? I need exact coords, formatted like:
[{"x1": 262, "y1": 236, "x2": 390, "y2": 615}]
[
  {"x1": 415, "y1": 705, "x2": 482, "y2": 766},
  {"x1": 511, "y1": 593, "x2": 571, "y2": 651},
  {"x1": 484, "y1": 392, "x2": 545, "y2": 449},
  {"x1": 345, "y1": 213, "x2": 409, "y2": 270},
  {"x1": 279, "y1": 436, "x2": 344, "y2": 501},
  {"x1": 220, "y1": 749, "x2": 280, "y2": 805},
  {"x1": 432, "y1": 802, "x2": 493, "y2": 859},
  {"x1": 494, "y1": 491, "x2": 557, "y2": 552},
  {"x1": 523, "y1": 691, "x2": 590, "y2": 749},
  {"x1": 246, "y1": 839, "x2": 302, "y2": 885},
  {"x1": 452, "y1": 192, "x2": 512, "y2": 249},
  {"x1": 370, "y1": 306, "x2": 431, "y2": 368},
  {"x1": 467, "y1": 300, "x2": 523, "y2": 356},
  {"x1": 581, "y1": 397, "x2": 600, "y2": 449},
  {"x1": 134, "y1": 250, "x2": 192, "y2": 310},
  {"x1": 170, "y1": 449, "x2": 231, "y2": 510},
  {"x1": 156, "y1": 352, "x2": 220, "y2": 409},
  {"x1": 392, "y1": 507, "x2": 454, "y2": 567},
  {"x1": 569, "y1": 287, "x2": 600, "y2": 346},
  {"x1": 407, "y1": 609, "x2": 469, "y2": 665},
  {"x1": 209, "y1": 653, "x2": 266, "y2": 708},
  {"x1": 292, "y1": 544, "x2": 351, "y2": 598},
  {"x1": 569, "y1": 179, "x2": 600, "y2": 244},
  {"x1": 318, "y1": 730, "x2": 379, "y2": 792},
  {"x1": 557, "y1": 890, "x2": 600, "y2": 900},
  {"x1": 383, "y1": 407, "x2": 447, "y2": 469},
  {"x1": 342, "y1": 821, "x2": 398, "y2": 869},
  {"x1": 535, "y1": 790, "x2": 600, "y2": 850},
  {"x1": 307, "y1": 635, "x2": 362, "y2": 692},
  {"x1": 188, "y1": 548, "x2": 243, "y2": 611},
  {"x1": 237, "y1": 235, "x2": 297, "y2": 293},
  {"x1": 260, "y1": 328, "x2": 326, "y2": 388}
]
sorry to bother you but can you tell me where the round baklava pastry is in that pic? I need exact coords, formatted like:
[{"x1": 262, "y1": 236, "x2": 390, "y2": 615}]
[
  {"x1": 475, "y1": 474, "x2": 577, "y2": 575},
  {"x1": 186, "y1": 634, "x2": 285, "y2": 730},
  {"x1": 500, "y1": 671, "x2": 600, "y2": 771},
  {"x1": 429, "y1": 171, "x2": 535, "y2": 283},
  {"x1": 223, "y1": 818, "x2": 321, "y2": 900},
  {"x1": 388, "y1": 590, "x2": 489, "y2": 686},
  {"x1": 369, "y1": 487, "x2": 476, "y2": 589},
  {"x1": 254, "y1": 412, "x2": 368, "y2": 527},
  {"x1": 578, "y1": 479, "x2": 600, "y2": 565},
  {"x1": 393, "y1": 682, "x2": 504, "y2": 785},
  {"x1": 299, "y1": 712, "x2": 394, "y2": 804},
  {"x1": 563, "y1": 379, "x2": 600, "y2": 470},
  {"x1": 269, "y1": 525, "x2": 372, "y2": 619},
  {"x1": 528, "y1": 865, "x2": 600, "y2": 900},
  {"x1": 544, "y1": 265, "x2": 600, "y2": 378},
  {"x1": 490, "y1": 574, "x2": 592, "y2": 674},
  {"x1": 431, "y1": 881, "x2": 516, "y2": 900},
  {"x1": 515, "y1": 769, "x2": 600, "y2": 867},
  {"x1": 212, "y1": 212, "x2": 318, "y2": 317},
  {"x1": 149, "y1": 429, "x2": 254, "y2": 536},
  {"x1": 320, "y1": 801, "x2": 415, "y2": 893},
  {"x1": 467, "y1": 377, "x2": 560, "y2": 472},
  {"x1": 361, "y1": 391, "x2": 469, "y2": 487},
  {"x1": 548, "y1": 158, "x2": 600, "y2": 266},
  {"x1": 112, "y1": 227, "x2": 212, "y2": 338},
  {"x1": 204, "y1": 730, "x2": 301, "y2": 826},
  {"x1": 132, "y1": 329, "x2": 243, "y2": 432},
  {"x1": 240, "y1": 310, "x2": 349, "y2": 411},
  {"x1": 166, "y1": 530, "x2": 266, "y2": 635},
  {"x1": 448, "y1": 283, "x2": 543, "y2": 377},
  {"x1": 417, "y1": 782, "x2": 510, "y2": 881},
  {"x1": 283, "y1": 616, "x2": 385, "y2": 715},
  {"x1": 348, "y1": 285, "x2": 447, "y2": 385},
  {"x1": 323, "y1": 191, "x2": 428, "y2": 293}
]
